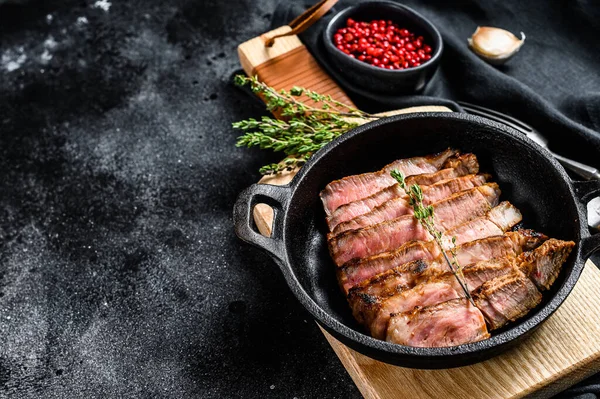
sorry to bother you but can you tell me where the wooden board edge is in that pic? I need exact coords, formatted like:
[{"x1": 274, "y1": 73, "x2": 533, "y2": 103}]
[
  {"x1": 320, "y1": 325, "x2": 383, "y2": 399},
  {"x1": 522, "y1": 357, "x2": 600, "y2": 399},
  {"x1": 520, "y1": 260, "x2": 600, "y2": 399},
  {"x1": 238, "y1": 26, "x2": 301, "y2": 76}
]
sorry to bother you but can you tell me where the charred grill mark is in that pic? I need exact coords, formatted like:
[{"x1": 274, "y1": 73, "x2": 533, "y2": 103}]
[{"x1": 411, "y1": 259, "x2": 429, "y2": 274}]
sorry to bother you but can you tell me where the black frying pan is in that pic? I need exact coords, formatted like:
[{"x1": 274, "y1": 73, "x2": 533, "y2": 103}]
[{"x1": 233, "y1": 113, "x2": 600, "y2": 368}]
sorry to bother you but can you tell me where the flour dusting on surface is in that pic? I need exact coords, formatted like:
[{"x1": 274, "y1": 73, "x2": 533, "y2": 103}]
[
  {"x1": 93, "y1": 0, "x2": 111, "y2": 11},
  {"x1": 44, "y1": 36, "x2": 58, "y2": 49},
  {"x1": 40, "y1": 36, "x2": 58, "y2": 63},
  {"x1": 2, "y1": 48, "x2": 27, "y2": 72},
  {"x1": 40, "y1": 49, "x2": 53, "y2": 63}
]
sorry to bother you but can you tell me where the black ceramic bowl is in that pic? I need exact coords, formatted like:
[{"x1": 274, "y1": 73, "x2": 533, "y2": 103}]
[
  {"x1": 234, "y1": 113, "x2": 600, "y2": 368},
  {"x1": 322, "y1": 1, "x2": 443, "y2": 94}
]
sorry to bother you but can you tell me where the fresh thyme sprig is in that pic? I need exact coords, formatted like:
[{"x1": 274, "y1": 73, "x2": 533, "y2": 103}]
[
  {"x1": 390, "y1": 170, "x2": 475, "y2": 305},
  {"x1": 233, "y1": 75, "x2": 380, "y2": 175}
]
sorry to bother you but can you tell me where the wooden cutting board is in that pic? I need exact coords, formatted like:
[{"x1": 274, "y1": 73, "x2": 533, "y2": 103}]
[{"x1": 238, "y1": 28, "x2": 600, "y2": 399}]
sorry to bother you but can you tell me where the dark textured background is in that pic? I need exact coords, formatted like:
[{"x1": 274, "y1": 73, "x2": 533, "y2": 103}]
[
  {"x1": 0, "y1": 0, "x2": 360, "y2": 397},
  {"x1": 1, "y1": 0, "x2": 599, "y2": 398}
]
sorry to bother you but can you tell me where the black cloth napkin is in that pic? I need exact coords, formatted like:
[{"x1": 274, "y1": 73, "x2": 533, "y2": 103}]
[{"x1": 270, "y1": 1, "x2": 600, "y2": 398}]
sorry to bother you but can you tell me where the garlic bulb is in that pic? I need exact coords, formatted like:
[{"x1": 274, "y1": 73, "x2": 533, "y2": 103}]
[{"x1": 468, "y1": 26, "x2": 525, "y2": 65}]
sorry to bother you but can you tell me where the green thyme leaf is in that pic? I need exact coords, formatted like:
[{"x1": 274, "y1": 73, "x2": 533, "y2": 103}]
[{"x1": 232, "y1": 75, "x2": 379, "y2": 175}]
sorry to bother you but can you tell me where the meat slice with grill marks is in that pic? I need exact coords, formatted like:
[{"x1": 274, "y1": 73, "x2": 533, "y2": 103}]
[
  {"x1": 330, "y1": 174, "x2": 490, "y2": 237},
  {"x1": 357, "y1": 282, "x2": 461, "y2": 339},
  {"x1": 352, "y1": 261, "x2": 517, "y2": 340},
  {"x1": 325, "y1": 154, "x2": 480, "y2": 231},
  {"x1": 320, "y1": 148, "x2": 458, "y2": 216},
  {"x1": 423, "y1": 258, "x2": 518, "y2": 295},
  {"x1": 341, "y1": 229, "x2": 547, "y2": 295},
  {"x1": 450, "y1": 229, "x2": 547, "y2": 268},
  {"x1": 473, "y1": 269, "x2": 542, "y2": 330},
  {"x1": 442, "y1": 201, "x2": 523, "y2": 247},
  {"x1": 431, "y1": 237, "x2": 569, "y2": 296},
  {"x1": 349, "y1": 245, "x2": 546, "y2": 339},
  {"x1": 341, "y1": 247, "x2": 438, "y2": 296},
  {"x1": 335, "y1": 199, "x2": 517, "y2": 292},
  {"x1": 518, "y1": 238, "x2": 575, "y2": 290},
  {"x1": 328, "y1": 183, "x2": 500, "y2": 266},
  {"x1": 386, "y1": 299, "x2": 490, "y2": 347},
  {"x1": 440, "y1": 152, "x2": 480, "y2": 175}
]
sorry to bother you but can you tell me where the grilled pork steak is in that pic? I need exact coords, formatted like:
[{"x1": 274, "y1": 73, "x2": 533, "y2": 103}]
[
  {"x1": 473, "y1": 270, "x2": 542, "y2": 330},
  {"x1": 349, "y1": 243, "x2": 561, "y2": 339},
  {"x1": 339, "y1": 242, "x2": 438, "y2": 294},
  {"x1": 329, "y1": 184, "x2": 500, "y2": 266},
  {"x1": 439, "y1": 153, "x2": 479, "y2": 175},
  {"x1": 450, "y1": 229, "x2": 547, "y2": 267},
  {"x1": 442, "y1": 201, "x2": 523, "y2": 247},
  {"x1": 342, "y1": 229, "x2": 547, "y2": 296},
  {"x1": 326, "y1": 157, "x2": 481, "y2": 231},
  {"x1": 360, "y1": 282, "x2": 461, "y2": 339},
  {"x1": 320, "y1": 149, "x2": 573, "y2": 347},
  {"x1": 425, "y1": 258, "x2": 518, "y2": 294},
  {"x1": 348, "y1": 237, "x2": 569, "y2": 334},
  {"x1": 331, "y1": 174, "x2": 490, "y2": 236},
  {"x1": 519, "y1": 238, "x2": 575, "y2": 290},
  {"x1": 320, "y1": 148, "x2": 458, "y2": 216},
  {"x1": 386, "y1": 299, "x2": 490, "y2": 347},
  {"x1": 357, "y1": 272, "x2": 500, "y2": 340},
  {"x1": 337, "y1": 204, "x2": 525, "y2": 293}
]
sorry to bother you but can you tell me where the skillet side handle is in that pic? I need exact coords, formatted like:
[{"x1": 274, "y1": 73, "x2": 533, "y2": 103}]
[
  {"x1": 573, "y1": 180, "x2": 600, "y2": 258},
  {"x1": 233, "y1": 183, "x2": 290, "y2": 263}
]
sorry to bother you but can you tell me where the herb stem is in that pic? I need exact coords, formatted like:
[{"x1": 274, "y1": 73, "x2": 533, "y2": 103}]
[
  {"x1": 390, "y1": 169, "x2": 475, "y2": 306},
  {"x1": 232, "y1": 75, "x2": 383, "y2": 175}
]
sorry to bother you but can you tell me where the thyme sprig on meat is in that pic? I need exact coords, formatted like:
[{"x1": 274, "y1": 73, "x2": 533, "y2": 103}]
[
  {"x1": 390, "y1": 169, "x2": 475, "y2": 305},
  {"x1": 233, "y1": 75, "x2": 380, "y2": 175}
]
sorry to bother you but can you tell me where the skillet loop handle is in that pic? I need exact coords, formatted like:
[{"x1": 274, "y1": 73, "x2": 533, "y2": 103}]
[
  {"x1": 581, "y1": 234, "x2": 600, "y2": 259},
  {"x1": 573, "y1": 180, "x2": 600, "y2": 258},
  {"x1": 573, "y1": 180, "x2": 600, "y2": 203},
  {"x1": 233, "y1": 183, "x2": 290, "y2": 262}
]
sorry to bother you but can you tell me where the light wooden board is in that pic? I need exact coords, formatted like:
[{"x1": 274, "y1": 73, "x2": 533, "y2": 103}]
[
  {"x1": 320, "y1": 261, "x2": 600, "y2": 399},
  {"x1": 238, "y1": 28, "x2": 600, "y2": 399}
]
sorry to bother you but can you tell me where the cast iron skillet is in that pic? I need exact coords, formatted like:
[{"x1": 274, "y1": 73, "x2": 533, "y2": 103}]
[{"x1": 233, "y1": 112, "x2": 600, "y2": 369}]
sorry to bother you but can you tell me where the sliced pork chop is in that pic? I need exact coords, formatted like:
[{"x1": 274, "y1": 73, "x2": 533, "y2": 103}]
[
  {"x1": 439, "y1": 153, "x2": 479, "y2": 175},
  {"x1": 320, "y1": 149, "x2": 458, "y2": 216},
  {"x1": 423, "y1": 258, "x2": 518, "y2": 294},
  {"x1": 518, "y1": 238, "x2": 575, "y2": 290},
  {"x1": 386, "y1": 299, "x2": 490, "y2": 347},
  {"x1": 354, "y1": 261, "x2": 515, "y2": 340},
  {"x1": 329, "y1": 183, "x2": 500, "y2": 266},
  {"x1": 341, "y1": 229, "x2": 547, "y2": 295},
  {"x1": 431, "y1": 183, "x2": 500, "y2": 230},
  {"x1": 340, "y1": 243, "x2": 439, "y2": 295},
  {"x1": 358, "y1": 282, "x2": 460, "y2": 339},
  {"x1": 331, "y1": 174, "x2": 490, "y2": 236},
  {"x1": 442, "y1": 201, "x2": 523, "y2": 247},
  {"x1": 473, "y1": 269, "x2": 542, "y2": 330},
  {"x1": 451, "y1": 229, "x2": 547, "y2": 268},
  {"x1": 350, "y1": 238, "x2": 567, "y2": 339},
  {"x1": 327, "y1": 184, "x2": 406, "y2": 232},
  {"x1": 326, "y1": 157, "x2": 481, "y2": 231}
]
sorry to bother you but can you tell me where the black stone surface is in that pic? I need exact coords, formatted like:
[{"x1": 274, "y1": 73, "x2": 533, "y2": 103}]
[
  {"x1": 1, "y1": 0, "x2": 599, "y2": 398},
  {"x1": 0, "y1": 0, "x2": 360, "y2": 397}
]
